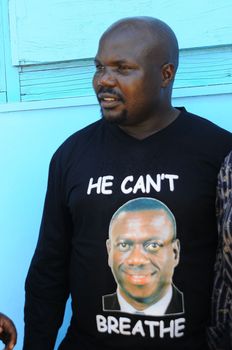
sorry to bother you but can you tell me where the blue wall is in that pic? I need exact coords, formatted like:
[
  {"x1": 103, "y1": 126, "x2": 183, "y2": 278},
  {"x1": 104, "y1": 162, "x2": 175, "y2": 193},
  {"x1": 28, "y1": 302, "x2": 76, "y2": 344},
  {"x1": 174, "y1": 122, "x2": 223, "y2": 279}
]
[
  {"x1": 0, "y1": 103, "x2": 99, "y2": 349},
  {"x1": 0, "y1": 1, "x2": 232, "y2": 349},
  {"x1": 0, "y1": 93, "x2": 232, "y2": 349}
]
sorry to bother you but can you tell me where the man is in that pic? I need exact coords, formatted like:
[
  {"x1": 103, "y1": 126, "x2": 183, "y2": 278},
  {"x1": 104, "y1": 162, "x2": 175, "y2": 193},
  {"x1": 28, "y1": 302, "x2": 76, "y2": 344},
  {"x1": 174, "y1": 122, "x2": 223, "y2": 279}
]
[
  {"x1": 103, "y1": 197, "x2": 184, "y2": 315},
  {"x1": 23, "y1": 16, "x2": 232, "y2": 350},
  {"x1": 0, "y1": 312, "x2": 17, "y2": 350},
  {"x1": 208, "y1": 151, "x2": 232, "y2": 350}
]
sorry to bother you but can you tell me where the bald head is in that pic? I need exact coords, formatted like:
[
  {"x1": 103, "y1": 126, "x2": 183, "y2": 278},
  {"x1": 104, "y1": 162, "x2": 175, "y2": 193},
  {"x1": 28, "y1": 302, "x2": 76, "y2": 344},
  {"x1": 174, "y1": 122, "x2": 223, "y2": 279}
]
[
  {"x1": 109, "y1": 197, "x2": 177, "y2": 241},
  {"x1": 101, "y1": 16, "x2": 179, "y2": 72}
]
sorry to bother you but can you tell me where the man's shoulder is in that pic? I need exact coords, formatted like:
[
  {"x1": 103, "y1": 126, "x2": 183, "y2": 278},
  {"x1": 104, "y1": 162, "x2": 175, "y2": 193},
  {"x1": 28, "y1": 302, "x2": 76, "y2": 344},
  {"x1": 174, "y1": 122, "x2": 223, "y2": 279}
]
[
  {"x1": 180, "y1": 107, "x2": 232, "y2": 138},
  {"x1": 103, "y1": 292, "x2": 118, "y2": 302},
  {"x1": 102, "y1": 292, "x2": 120, "y2": 311},
  {"x1": 172, "y1": 284, "x2": 184, "y2": 299},
  {"x1": 165, "y1": 285, "x2": 184, "y2": 315},
  {"x1": 52, "y1": 119, "x2": 103, "y2": 162},
  {"x1": 60, "y1": 119, "x2": 103, "y2": 149},
  {"x1": 178, "y1": 107, "x2": 232, "y2": 157}
]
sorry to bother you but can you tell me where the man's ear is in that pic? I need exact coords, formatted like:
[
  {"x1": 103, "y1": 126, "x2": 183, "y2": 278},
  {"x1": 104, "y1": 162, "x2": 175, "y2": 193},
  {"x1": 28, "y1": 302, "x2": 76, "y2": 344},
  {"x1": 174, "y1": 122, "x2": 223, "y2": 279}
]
[
  {"x1": 106, "y1": 239, "x2": 111, "y2": 267},
  {"x1": 172, "y1": 239, "x2": 180, "y2": 266},
  {"x1": 161, "y1": 63, "x2": 175, "y2": 87},
  {"x1": 106, "y1": 239, "x2": 111, "y2": 254}
]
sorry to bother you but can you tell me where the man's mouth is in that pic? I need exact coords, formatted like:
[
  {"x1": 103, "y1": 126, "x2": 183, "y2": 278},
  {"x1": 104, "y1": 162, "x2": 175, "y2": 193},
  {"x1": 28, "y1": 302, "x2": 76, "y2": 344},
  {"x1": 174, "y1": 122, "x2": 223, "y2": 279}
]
[
  {"x1": 123, "y1": 270, "x2": 157, "y2": 285},
  {"x1": 98, "y1": 93, "x2": 122, "y2": 108}
]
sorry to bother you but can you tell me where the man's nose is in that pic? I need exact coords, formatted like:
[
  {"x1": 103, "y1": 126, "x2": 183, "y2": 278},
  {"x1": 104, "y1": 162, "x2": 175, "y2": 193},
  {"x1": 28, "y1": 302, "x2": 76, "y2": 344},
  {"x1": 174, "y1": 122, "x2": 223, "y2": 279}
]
[
  {"x1": 97, "y1": 68, "x2": 116, "y2": 87},
  {"x1": 127, "y1": 245, "x2": 149, "y2": 266}
]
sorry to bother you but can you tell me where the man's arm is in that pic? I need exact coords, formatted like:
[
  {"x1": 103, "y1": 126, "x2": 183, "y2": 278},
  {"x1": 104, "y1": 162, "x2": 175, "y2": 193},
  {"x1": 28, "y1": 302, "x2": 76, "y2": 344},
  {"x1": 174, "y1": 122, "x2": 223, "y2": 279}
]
[
  {"x1": 208, "y1": 151, "x2": 232, "y2": 350},
  {"x1": 23, "y1": 152, "x2": 72, "y2": 350},
  {"x1": 0, "y1": 312, "x2": 17, "y2": 350},
  {"x1": 220, "y1": 152, "x2": 232, "y2": 348}
]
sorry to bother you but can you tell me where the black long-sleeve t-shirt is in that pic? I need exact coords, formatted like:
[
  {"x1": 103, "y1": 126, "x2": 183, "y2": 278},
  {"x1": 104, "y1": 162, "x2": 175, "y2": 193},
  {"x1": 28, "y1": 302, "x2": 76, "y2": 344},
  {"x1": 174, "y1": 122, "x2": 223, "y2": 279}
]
[{"x1": 23, "y1": 108, "x2": 232, "y2": 350}]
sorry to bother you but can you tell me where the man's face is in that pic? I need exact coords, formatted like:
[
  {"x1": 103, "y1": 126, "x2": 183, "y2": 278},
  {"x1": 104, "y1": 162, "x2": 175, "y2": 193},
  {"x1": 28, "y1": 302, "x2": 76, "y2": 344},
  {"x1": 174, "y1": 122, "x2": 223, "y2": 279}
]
[
  {"x1": 93, "y1": 27, "x2": 166, "y2": 127},
  {"x1": 107, "y1": 209, "x2": 180, "y2": 308}
]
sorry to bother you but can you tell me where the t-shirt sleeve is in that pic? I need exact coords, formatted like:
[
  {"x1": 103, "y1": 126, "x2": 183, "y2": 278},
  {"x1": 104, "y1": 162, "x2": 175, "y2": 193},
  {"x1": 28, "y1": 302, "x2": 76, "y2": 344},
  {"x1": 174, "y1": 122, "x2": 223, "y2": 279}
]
[{"x1": 23, "y1": 151, "x2": 72, "y2": 350}]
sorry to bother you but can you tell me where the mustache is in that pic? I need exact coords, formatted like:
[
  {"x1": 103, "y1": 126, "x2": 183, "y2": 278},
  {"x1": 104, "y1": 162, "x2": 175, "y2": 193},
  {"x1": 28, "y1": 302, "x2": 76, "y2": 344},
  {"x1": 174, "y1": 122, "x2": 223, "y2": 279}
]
[{"x1": 97, "y1": 87, "x2": 124, "y2": 102}]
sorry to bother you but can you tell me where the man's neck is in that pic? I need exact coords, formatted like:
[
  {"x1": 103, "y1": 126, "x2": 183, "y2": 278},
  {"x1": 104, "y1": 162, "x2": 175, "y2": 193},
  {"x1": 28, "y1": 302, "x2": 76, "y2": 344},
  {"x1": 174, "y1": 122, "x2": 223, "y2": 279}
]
[
  {"x1": 118, "y1": 285, "x2": 173, "y2": 312},
  {"x1": 119, "y1": 107, "x2": 180, "y2": 140}
]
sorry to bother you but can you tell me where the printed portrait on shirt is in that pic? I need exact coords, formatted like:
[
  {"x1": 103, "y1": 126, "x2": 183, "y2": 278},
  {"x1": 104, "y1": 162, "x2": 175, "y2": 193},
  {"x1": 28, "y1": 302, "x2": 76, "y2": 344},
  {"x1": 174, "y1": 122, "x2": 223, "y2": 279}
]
[{"x1": 103, "y1": 197, "x2": 184, "y2": 316}]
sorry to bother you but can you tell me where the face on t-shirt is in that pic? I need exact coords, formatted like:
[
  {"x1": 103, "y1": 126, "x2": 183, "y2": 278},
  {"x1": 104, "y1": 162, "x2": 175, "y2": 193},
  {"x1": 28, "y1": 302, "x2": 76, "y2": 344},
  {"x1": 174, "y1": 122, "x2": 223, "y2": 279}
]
[{"x1": 106, "y1": 201, "x2": 180, "y2": 310}]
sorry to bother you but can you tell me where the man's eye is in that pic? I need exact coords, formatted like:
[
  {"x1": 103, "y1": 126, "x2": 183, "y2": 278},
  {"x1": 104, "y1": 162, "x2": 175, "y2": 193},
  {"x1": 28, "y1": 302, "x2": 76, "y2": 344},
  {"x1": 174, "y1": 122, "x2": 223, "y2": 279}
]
[
  {"x1": 117, "y1": 65, "x2": 131, "y2": 73},
  {"x1": 145, "y1": 242, "x2": 163, "y2": 253},
  {"x1": 95, "y1": 65, "x2": 104, "y2": 72},
  {"x1": 117, "y1": 242, "x2": 130, "y2": 252}
]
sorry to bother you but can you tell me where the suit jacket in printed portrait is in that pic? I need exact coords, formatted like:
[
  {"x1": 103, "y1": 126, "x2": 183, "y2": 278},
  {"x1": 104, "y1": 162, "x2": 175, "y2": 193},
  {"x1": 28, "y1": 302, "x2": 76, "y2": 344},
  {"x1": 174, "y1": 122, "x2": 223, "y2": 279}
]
[{"x1": 103, "y1": 284, "x2": 184, "y2": 316}]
